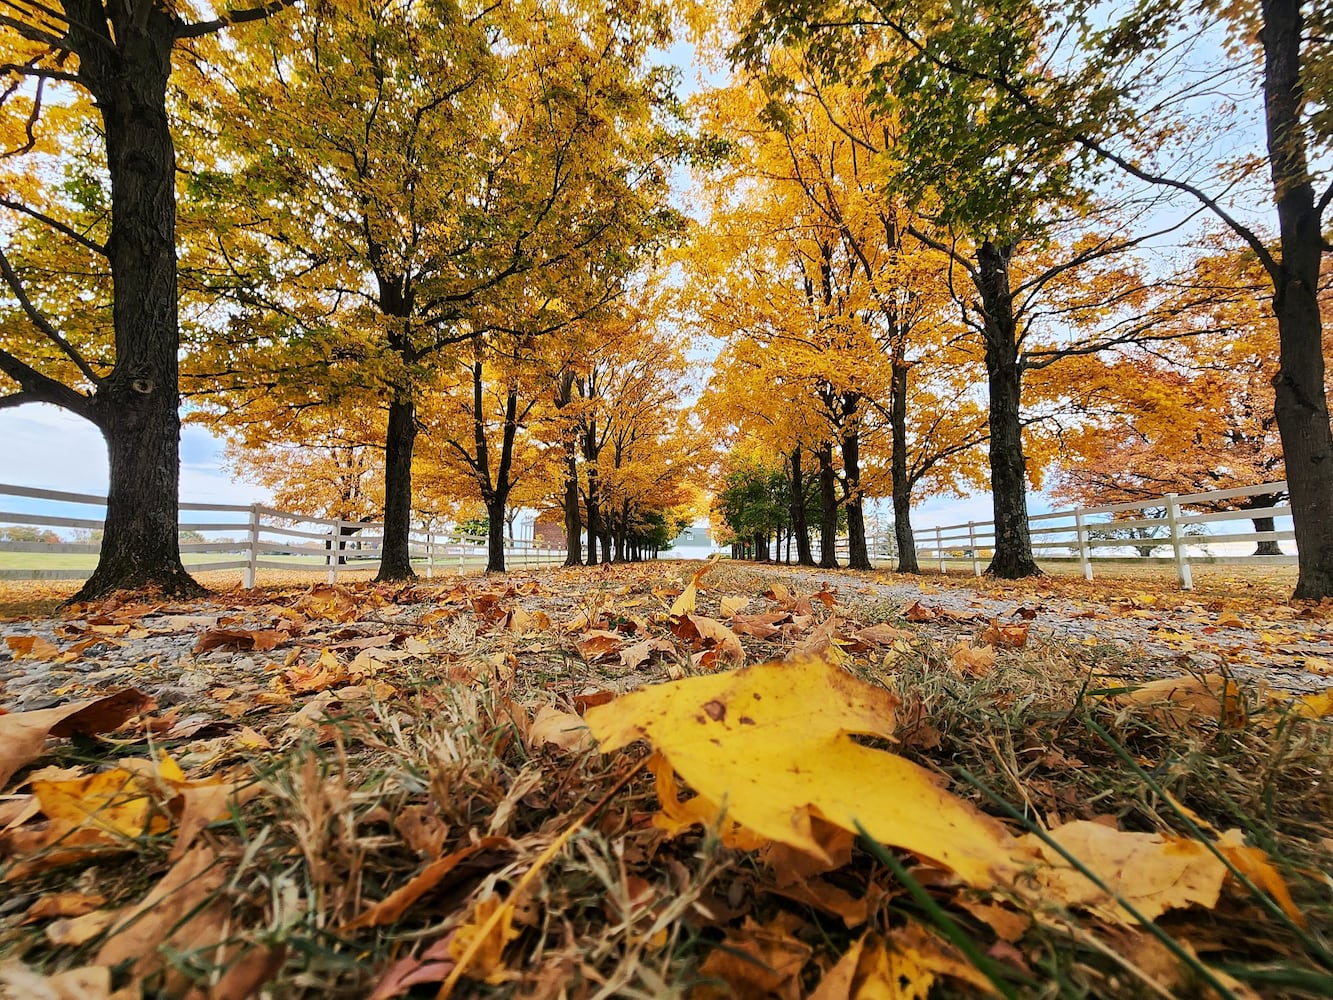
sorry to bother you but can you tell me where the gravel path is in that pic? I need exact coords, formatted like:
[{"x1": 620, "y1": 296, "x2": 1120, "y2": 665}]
[{"x1": 1, "y1": 566, "x2": 1329, "y2": 719}]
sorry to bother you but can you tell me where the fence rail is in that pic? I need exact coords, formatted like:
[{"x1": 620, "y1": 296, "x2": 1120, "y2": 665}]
[
  {"x1": 0, "y1": 484, "x2": 565, "y2": 586},
  {"x1": 914, "y1": 481, "x2": 1294, "y2": 590}
]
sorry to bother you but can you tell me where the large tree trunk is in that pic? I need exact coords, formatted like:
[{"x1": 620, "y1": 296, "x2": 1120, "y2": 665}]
[
  {"x1": 789, "y1": 446, "x2": 815, "y2": 566},
  {"x1": 585, "y1": 488, "x2": 601, "y2": 564},
  {"x1": 841, "y1": 425, "x2": 872, "y2": 570},
  {"x1": 1252, "y1": 516, "x2": 1282, "y2": 556},
  {"x1": 376, "y1": 394, "x2": 417, "y2": 580},
  {"x1": 975, "y1": 241, "x2": 1040, "y2": 579},
  {"x1": 817, "y1": 443, "x2": 839, "y2": 569},
  {"x1": 890, "y1": 363, "x2": 919, "y2": 573},
  {"x1": 1262, "y1": 0, "x2": 1333, "y2": 598},
  {"x1": 72, "y1": 9, "x2": 200, "y2": 601}
]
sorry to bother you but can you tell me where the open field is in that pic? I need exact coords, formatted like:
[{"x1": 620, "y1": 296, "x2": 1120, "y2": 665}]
[{"x1": 0, "y1": 561, "x2": 1329, "y2": 997}]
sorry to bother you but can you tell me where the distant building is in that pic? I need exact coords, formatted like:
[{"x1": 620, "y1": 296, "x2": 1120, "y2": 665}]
[{"x1": 669, "y1": 518, "x2": 718, "y2": 560}]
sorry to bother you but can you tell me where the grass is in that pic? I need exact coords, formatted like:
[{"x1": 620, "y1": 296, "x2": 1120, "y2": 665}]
[{"x1": 0, "y1": 562, "x2": 1329, "y2": 997}]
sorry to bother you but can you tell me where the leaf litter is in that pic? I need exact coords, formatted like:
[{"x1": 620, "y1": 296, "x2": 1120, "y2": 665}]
[{"x1": 0, "y1": 561, "x2": 1328, "y2": 998}]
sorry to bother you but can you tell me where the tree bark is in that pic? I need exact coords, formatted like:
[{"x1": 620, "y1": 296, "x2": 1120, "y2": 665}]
[
  {"x1": 70, "y1": 6, "x2": 201, "y2": 600},
  {"x1": 1262, "y1": 0, "x2": 1333, "y2": 598},
  {"x1": 817, "y1": 442, "x2": 839, "y2": 569},
  {"x1": 563, "y1": 445, "x2": 582, "y2": 566},
  {"x1": 890, "y1": 363, "x2": 920, "y2": 573},
  {"x1": 975, "y1": 241, "x2": 1040, "y2": 579},
  {"x1": 377, "y1": 394, "x2": 417, "y2": 580},
  {"x1": 841, "y1": 424, "x2": 872, "y2": 570},
  {"x1": 485, "y1": 498, "x2": 507, "y2": 573},
  {"x1": 789, "y1": 446, "x2": 816, "y2": 566},
  {"x1": 1252, "y1": 516, "x2": 1282, "y2": 556}
]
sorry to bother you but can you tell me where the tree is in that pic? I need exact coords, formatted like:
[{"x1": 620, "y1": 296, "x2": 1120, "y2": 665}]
[
  {"x1": 185, "y1": 0, "x2": 680, "y2": 581},
  {"x1": 0, "y1": 0, "x2": 295, "y2": 599}
]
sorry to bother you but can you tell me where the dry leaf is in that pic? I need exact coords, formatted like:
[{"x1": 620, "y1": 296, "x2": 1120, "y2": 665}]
[
  {"x1": 21, "y1": 891, "x2": 107, "y2": 924},
  {"x1": 192, "y1": 628, "x2": 288, "y2": 654},
  {"x1": 96, "y1": 845, "x2": 231, "y2": 990},
  {"x1": 528, "y1": 706, "x2": 593, "y2": 753},
  {"x1": 344, "y1": 841, "x2": 499, "y2": 930},
  {"x1": 982, "y1": 619, "x2": 1030, "y2": 649},
  {"x1": 5, "y1": 635, "x2": 63, "y2": 661},
  {"x1": 1216, "y1": 828, "x2": 1304, "y2": 926},
  {"x1": 1114, "y1": 674, "x2": 1247, "y2": 728},
  {"x1": 696, "y1": 916, "x2": 811, "y2": 1000},
  {"x1": 447, "y1": 894, "x2": 520, "y2": 984},
  {"x1": 1021, "y1": 820, "x2": 1227, "y2": 923},
  {"x1": 0, "y1": 690, "x2": 154, "y2": 791},
  {"x1": 949, "y1": 642, "x2": 997, "y2": 677},
  {"x1": 44, "y1": 909, "x2": 118, "y2": 947},
  {"x1": 812, "y1": 925, "x2": 996, "y2": 1000},
  {"x1": 668, "y1": 555, "x2": 720, "y2": 618},
  {"x1": 586, "y1": 657, "x2": 1020, "y2": 887},
  {"x1": 0, "y1": 962, "x2": 111, "y2": 1000}
]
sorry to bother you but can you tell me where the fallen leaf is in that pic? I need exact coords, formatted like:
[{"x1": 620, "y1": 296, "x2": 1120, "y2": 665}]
[
  {"x1": 1021, "y1": 820, "x2": 1227, "y2": 923},
  {"x1": 528, "y1": 706, "x2": 593, "y2": 753},
  {"x1": 344, "y1": 841, "x2": 498, "y2": 930},
  {"x1": 447, "y1": 893, "x2": 520, "y2": 985},
  {"x1": 192, "y1": 627, "x2": 288, "y2": 654},
  {"x1": 21, "y1": 891, "x2": 107, "y2": 924},
  {"x1": 5, "y1": 635, "x2": 62, "y2": 661},
  {"x1": 1114, "y1": 674, "x2": 1247, "y2": 728},
  {"x1": 812, "y1": 925, "x2": 997, "y2": 1000},
  {"x1": 0, "y1": 689, "x2": 154, "y2": 791},
  {"x1": 44, "y1": 909, "x2": 119, "y2": 947},
  {"x1": 982, "y1": 619, "x2": 1029, "y2": 649},
  {"x1": 1216, "y1": 828, "x2": 1304, "y2": 927},
  {"x1": 696, "y1": 916, "x2": 811, "y2": 1000},
  {"x1": 0, "y1": 961, "x2": 111, "y2": 999},
  {"x1": 618, "y1": 637, "x2": 675, "y2": 671},
  {"x1": 96, "y1": 845, "x2": 232, "y2": 991},
  {"x1": 575, "y1": 630, "x2": 626, "y2": 662},
  {"x1": 950, "y1": 642, "x2": 997, "y2": 677},
  {"x1": 668, "y1": 555, "x2": 720, "y2": 618},
  {"x1": 586, "y1": 657, "x2": 1020, "y2": 887},
  {"x1": 853, "y1": 623, "x2": 916, "y2": 647}
]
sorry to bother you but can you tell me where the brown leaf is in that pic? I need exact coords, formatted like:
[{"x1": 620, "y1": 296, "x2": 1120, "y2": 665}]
[
  {"x1": 0, "y1": 690, "x2": 153, "y2": 790},
  {"x1": 950, "y1": 642, "x2": 997, "y2": 677},
  {"x1": 982, "y1": 619, "x2": 1030, "y2": 649},
  {"x1": 21, "y1": 891, "x2": 107, "y2": 924},
  {"x1": 575, "y1": 630, "x2": 626, "y2": 661},
  {"x1": 44, "y1": 909, "x2": 119, "y2": 947},
  {"x1": 5, "y1": 635, "x2": 63, "y2": 661},
  {"x1": 618, "y1": 637, "x2": 675, "y2": 671},
  {"x1": 0, "y1": 962, "x2": 111, "y2": 999},
  {"x1": 192, "y1": 628, "x2": 288, "y2": 654},
  {"x1": 696, "y1": 916, "x2": 811, "y2": 1000},
  {"x1": 199, "y1": 944, "x2": 288, "y2": 1000},
  {"x1": 730, "y1": 611, "x2": 790, "y2": 640},
  {"x1": 96, "y1": 845, "x2": 232, "y2": 990},
  {"x1": 1113, "y1": 674, "x2": 1247, "y2": 728},
  {"x1": 343, "y1": 842, "x2": 496, "y2": 930},
  {"x1": 528, "y1": 706, "x2": 593, "y2": 753},
  {"x1": 853, "y1": 623, "x2": 916, "y2": 647}
]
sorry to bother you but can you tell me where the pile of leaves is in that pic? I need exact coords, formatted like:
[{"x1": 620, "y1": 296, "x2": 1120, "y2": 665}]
[{"x1": 0, "y1": 560, "x2": 1329, "y2": 998}]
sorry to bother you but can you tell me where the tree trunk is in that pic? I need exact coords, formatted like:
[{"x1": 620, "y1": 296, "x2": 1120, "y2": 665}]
[
  {"x1": 1262, "y1": 0, "x2": 1333, "y2": 598},
  {"x1": 975, "y1": 241, "x2": 1040, "y2": 579},
  {"x1": 789, "y1": 445, "x2": 815, "y2": 566},
  {"x1": 485, "y1": 498, "x2": 506, "y2": 573},
  {"x1": 817, "y1": 443, "x2": 839, "y2": 569},
  {"x1": 841, "y1": 426, "x2": 872, "y2": 570},
  {"x1": 563, "y1": 445, "x2": 582, "y2": 566},
  {"x1": 72, "y1": 10, "x2": 200, "y2": 600},
  {"x1": 890, "y1": 364, "x2": 920, "y2": 573},
  {"x1": 1252, "y1": 516, "x2": 1282, "y2": 556},
  {"x1": 376, "y1": 394, "x2": 417, "y2": 580}
]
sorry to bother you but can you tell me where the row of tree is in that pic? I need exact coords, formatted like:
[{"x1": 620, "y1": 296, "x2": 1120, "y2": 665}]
[
  {"x1": 696, "y1": 0, "x2": 1333, "y2": 596},
  {"x1": 0, "y1": 0, "x2": 697, "y2": 591}
]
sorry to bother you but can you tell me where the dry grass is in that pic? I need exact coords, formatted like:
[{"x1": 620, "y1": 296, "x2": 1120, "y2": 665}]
[{"x1": 0, "y1": 561, "x2": 1330, "y2": 997}]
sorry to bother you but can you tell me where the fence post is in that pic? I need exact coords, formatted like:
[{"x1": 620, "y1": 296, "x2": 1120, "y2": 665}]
[
  {"x1": 458, "y1": 538, "x2": 465, "y2": 574},
  {"x1": 244, "y1": 504, "x2": 259, "y2": 589},
  {"x1": 1165, "y1": 493, "x2": 1193, "y2": 591},
  {"x1": 968, "y1": 522, "x2": 981, "y2": 576},
  {"x1": 327, "y1": 520, "x2": 340, "y2": 584},
  {"x1": 936, "y1": 526, "x2": 946, "y2": 574},
  {"x1": 1074, "y1": 511, "x2": 1093, "y2": 581},
  {"x1": 426, "y1": 530, "x2": 434, "y2": 580}
]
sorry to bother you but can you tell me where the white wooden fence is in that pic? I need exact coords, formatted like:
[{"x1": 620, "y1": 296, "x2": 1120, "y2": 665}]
[
  {"x1": 914, "y1": 481, "x2": 1293, "y2": 590},
  {"x1": 0, "y1": 483, "x2": 565, "y2": 585}
]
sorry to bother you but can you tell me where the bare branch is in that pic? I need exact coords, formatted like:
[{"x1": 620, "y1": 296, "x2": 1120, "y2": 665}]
[
  {"x1": 0, "y1": 197, "x2": 107, "y2": 255},
  {"x1": 0, "y1": 344, "x2": 96, "y2": 421},
  {"x1": 176, "y1": 0, "x2": 299, "y2": 40},
  {"x1": 0, "y1": 245, "x2": 103, "y2": 385}
]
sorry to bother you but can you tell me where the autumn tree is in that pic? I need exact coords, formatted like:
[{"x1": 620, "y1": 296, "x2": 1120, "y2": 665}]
[
  {"x1": 184, "y1": 0, "x2": 680, "y2": 581},
  {"x1": 0, "y1": 0, "x2": 295, "y2": 598}
]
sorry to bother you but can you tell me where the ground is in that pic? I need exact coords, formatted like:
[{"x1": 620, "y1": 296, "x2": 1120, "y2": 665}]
[{"x1": 0, "y1": 561, "x2": 1329, "y2": 998}]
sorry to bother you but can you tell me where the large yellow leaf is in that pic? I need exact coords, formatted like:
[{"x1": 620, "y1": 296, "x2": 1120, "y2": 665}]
[{"x1": 585, "y1": 656, "x2": 1019, "y2": 887}]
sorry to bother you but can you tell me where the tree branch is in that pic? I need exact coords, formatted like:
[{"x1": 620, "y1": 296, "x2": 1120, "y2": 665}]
[
  {"x1": 175, "y1": 0, "x2": 297, "y2": 39},
  {"x1": 0, "y1": 245, "x2": 103, "y2": 385},
  {"x1": 0, "y1": 344, "x2": 96, "y2": 421},
  {"x1": 0, "y1": 197, "x2": 107, "y2": 256}
]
